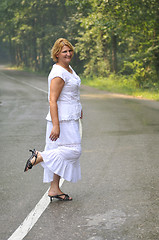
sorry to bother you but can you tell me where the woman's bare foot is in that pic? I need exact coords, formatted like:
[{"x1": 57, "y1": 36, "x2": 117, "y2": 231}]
[
  {"x1": 48, "y1": 188, "x2": 63, "y2": 197},
  {"x1": 30, "y1": 152, "x2": 42, "y2": 166},
  {"x1": 48, "y1": 187, "x2": 72, "y2": 200}
]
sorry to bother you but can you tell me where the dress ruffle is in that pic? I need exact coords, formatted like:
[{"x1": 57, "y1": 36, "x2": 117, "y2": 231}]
[{"x1": 40, "y1": 145, "x2": 81, "y2": 183}]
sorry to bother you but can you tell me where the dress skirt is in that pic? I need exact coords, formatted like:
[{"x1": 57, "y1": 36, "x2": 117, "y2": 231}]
[{"x1": 40, "y1": 120, "x2": 81, "y2": 183}]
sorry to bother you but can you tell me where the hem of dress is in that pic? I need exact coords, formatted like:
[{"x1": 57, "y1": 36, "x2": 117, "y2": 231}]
[
  {"x1": 39, "y1": 149, "x2": 81, "y2": 183},
  {"x1": 41, "y1": 162, "x2": 81, "y2": 183},
  {"x1": 41, "y1": 169, "x2": 81, "y2": 183}
]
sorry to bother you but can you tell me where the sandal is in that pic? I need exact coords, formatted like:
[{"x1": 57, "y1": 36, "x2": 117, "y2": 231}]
[
  {"x1": 49, "y1": 194, "x2": 72, "y2": 202},
  {"x1": 24, "y1": 149, "x2": 38, "y2": 172}
]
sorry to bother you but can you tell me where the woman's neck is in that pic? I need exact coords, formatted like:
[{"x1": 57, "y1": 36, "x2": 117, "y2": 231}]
[{"x1": 56, "y1": 62, "x2": 72, "y2": 73}]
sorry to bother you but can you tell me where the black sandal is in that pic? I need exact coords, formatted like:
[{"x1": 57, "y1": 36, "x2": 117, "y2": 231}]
[
  {"x1": 49, "y1": 194, "x2": 72, "y2": 202},
  {"x1": 24, "y1": 149, "x2": 38, "y2": 172}
]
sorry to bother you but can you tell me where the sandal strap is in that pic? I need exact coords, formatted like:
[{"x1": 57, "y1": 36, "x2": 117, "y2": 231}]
[
  {"x1": 63, "y1": 194, "x2": 70, "y2": 200},
  {"x1": 29, "y1": 149, "x2": 38, "y2": 166},
  {"x1": 58, "y1": 194, "x2": 70, "y2": 200}
]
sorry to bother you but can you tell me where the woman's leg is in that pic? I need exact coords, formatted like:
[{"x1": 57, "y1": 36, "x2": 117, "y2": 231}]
[
  {"x1": 48, "y1": 173, "x2": 72, "y2": 200},
  {"x1": 48, "y1": 174, "x2": 61, "y2": 195}
]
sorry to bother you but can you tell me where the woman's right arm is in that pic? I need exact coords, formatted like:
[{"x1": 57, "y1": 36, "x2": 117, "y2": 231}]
[{"x1": 49, "y1": 77, "x2": 65, "y2": 141}]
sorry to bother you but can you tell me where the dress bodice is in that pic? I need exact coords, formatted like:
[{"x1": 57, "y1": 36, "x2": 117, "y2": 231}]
[{"x1": 46, "y1": 64, "x2": 82, "y2": 121}]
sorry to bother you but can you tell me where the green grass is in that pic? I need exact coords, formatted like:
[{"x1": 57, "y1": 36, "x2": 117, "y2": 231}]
[{"x1": 81, "y1": 74, "x2": 159, "y2": 101}]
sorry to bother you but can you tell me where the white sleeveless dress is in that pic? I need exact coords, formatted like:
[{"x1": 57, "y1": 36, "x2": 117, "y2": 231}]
[{"x1": 40, "y1": 64, "x2": 82, "y2": 183}]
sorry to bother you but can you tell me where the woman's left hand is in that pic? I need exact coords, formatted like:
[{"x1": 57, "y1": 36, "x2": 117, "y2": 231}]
[{"x1": 49, "y1": 125, "x2": 60, "y2": 141}]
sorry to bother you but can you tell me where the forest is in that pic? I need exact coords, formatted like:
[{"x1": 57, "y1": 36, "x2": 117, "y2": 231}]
[{"x1": 0, "y1": 0, "x2": 159, "y2": 90}]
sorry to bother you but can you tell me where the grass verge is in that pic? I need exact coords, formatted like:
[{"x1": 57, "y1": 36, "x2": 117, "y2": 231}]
[
  {"x1": 5, "y1": 65, "x2": 159, "y2": 101},
  {"x1": 81, "y1": 74, "x2": 159, "y2": 101}
]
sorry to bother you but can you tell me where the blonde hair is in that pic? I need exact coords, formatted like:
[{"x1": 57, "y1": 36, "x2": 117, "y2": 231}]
[{"x1": 51, "y1": 38, "x2": 74, "y2": 62}]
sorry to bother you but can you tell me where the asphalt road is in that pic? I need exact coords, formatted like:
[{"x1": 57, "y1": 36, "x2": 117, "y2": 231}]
[{"x1": 1, "y1": 66, "x2": 159, "y2": 240}]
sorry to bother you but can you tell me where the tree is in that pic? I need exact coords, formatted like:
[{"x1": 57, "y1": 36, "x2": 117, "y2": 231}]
[
  {"x1": 0, "y1": 0, "x2": 73, "y2": 71},
  {"x1": 0, "y1": 0, "x2": 159, "y2": 84},
  {"x1": 66, "y1": 0, "x2": 159, "y2": 83}
]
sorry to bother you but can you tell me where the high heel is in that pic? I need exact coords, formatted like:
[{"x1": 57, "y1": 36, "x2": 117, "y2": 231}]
[
  {"x1": 49, "y1": 194, "x2": 72, "y2": 202},
  {"x1": 49, "y1": 196, "x2": 54, "y2": 202},
  {"x1": 24, "y1": 149, "x2": 38, "y2": 172}
]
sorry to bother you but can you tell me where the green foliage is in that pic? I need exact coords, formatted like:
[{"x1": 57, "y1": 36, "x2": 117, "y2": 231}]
[
  {"x1": 67, "y1": 0, "x2": 159, "y2": 85},
  {"x1": 82, "y1": 74, "x2": 159, "y2": 101},
  {"x1": 0, "y1": 0, "x2": 72, "y2": 71},
  {"x1": 0, "y1": 0, "x2": 159, "y2": 92}
]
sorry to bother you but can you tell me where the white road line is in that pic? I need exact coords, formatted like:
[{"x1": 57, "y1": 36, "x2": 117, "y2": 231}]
[
  {"x1": 7, "y1": 179, "x2": 64, "y2": 240},
  {"x1": 0, "y1": 71, "x2": 48, "y2": 94},
  {"x1": 21, "y1": 81, "x2": 48, "y2": 94}
]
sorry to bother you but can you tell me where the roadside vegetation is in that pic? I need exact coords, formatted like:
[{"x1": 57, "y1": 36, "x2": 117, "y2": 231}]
[
  {"x1": 82, "y1": 75, "x2": 159, "y2": 101},
  {"x1": 0, "y1": 0, "x2": 159, "y2": 101}
]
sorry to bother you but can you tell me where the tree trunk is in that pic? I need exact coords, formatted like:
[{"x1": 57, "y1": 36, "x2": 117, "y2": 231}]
[
  {"x1": 111, "y1": 33, "x2": 118, "y2": 73},
  {"x1": 9, "y1": 37, "x2": 16, "y2": 65},
  {"x1": 32, "y1": 19, "x2": 38, "y2": 71},
  {"x1": 153, "y1": 1, "x2": 159, "y2": 79}
]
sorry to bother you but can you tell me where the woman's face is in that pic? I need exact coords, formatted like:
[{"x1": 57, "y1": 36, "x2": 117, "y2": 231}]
[{"x1": 56, "y1": 45, "x2": 73, "y2": 65}]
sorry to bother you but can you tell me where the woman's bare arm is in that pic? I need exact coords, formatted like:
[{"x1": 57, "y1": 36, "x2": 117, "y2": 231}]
[{"x1": 49, "y1": 77, "x2": 65, "y2": 141}]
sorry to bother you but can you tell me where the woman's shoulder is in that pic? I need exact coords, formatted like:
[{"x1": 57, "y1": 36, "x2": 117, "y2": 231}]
[
  {"x1": 48, "y1": 64, "x2": 67, "y2": 81},
  {"x1": 50, "y1": 64, "x2": 64, "y2": 74}
]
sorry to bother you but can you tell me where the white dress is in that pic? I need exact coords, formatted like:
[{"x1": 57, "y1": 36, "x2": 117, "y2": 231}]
[{"x1": 40, "y1": 64, "x2": 82, "y2": 183}]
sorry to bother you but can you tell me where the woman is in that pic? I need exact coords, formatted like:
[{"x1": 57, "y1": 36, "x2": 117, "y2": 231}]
[{"x1": 24, "y1": 38, "x2": 82, "y2": 201}]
